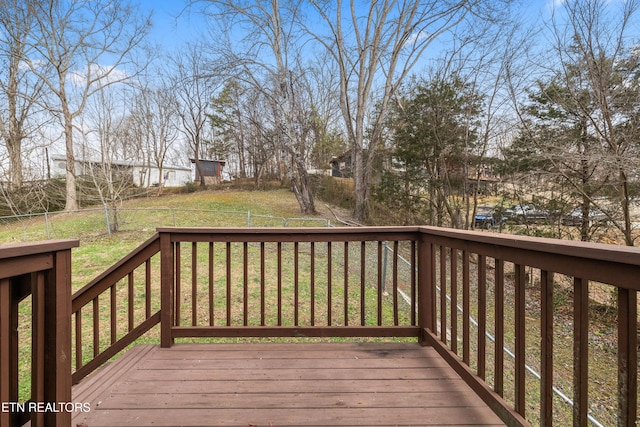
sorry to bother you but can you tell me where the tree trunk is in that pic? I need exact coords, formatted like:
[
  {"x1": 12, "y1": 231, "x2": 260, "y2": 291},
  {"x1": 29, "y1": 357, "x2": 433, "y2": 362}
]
[
  {"x1": 193, "y1": 157, "x2": 205, "y2": 186},
  {"x1": 6, "y1": 135, "x2": 22, "y2": 190},
  {"x1": 353, "y1": 145, "x2": 367, "y2": 221},
  {"x1": 63, "y1": 112, "x2": 79, "y2": 211}
]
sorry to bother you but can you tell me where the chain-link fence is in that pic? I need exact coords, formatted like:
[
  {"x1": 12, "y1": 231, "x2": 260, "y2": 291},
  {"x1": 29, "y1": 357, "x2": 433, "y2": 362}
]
[{"x1": 0, "y1": 207, "x2": 331, "y2": 244}]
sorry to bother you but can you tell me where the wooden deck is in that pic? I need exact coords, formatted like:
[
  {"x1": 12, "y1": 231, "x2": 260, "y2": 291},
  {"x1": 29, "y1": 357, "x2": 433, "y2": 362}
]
[{"x1": 71, "y1": 342, "x2": 506, "y2": 426}]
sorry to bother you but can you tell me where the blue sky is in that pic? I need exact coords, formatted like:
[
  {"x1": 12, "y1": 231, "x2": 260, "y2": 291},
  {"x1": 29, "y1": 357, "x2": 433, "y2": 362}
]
[
  {"x1": 140, "y1": 1, "x2": 211, "y2": 51},
  {"x1": 139, "y1": 0, "x2": 561, "y2": 52}
]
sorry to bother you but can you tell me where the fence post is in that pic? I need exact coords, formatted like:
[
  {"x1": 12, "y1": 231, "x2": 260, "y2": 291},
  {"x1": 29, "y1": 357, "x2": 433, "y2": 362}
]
[
  {"x1": 247, "y1": 210, "x2": 252, "y2": 227},
  {"x1": 103, "y1": 204, "x2": 111, "y2": 236},
  {"x1": 160, "y1": 232, "x2": 174, "y2": 348},
  {"x1": 44, "y1": 212, "x2": 50, "y2": 239}
]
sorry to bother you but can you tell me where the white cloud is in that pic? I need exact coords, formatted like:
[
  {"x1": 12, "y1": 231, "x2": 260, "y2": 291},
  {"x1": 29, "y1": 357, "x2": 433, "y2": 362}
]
[
  {"x1": 19, "y1": 58, "x2": 46, "y2": 71},
  {"x1": 68, "y1": 64, "x2": 129, "y2": 87},
  {"x1": 547, "y1": 0, "x2": 565, "y2": 12}
]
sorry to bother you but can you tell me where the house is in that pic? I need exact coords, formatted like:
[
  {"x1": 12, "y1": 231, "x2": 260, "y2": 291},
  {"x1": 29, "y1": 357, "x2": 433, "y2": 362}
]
[{"x1": 50, "y1": 155, "x2": 192, "y2": 188}]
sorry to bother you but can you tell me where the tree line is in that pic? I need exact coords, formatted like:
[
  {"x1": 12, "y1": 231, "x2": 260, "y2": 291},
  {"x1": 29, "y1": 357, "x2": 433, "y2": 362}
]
[{"x1": 1, "y1": 0, "x2": 639, "y2": 244}]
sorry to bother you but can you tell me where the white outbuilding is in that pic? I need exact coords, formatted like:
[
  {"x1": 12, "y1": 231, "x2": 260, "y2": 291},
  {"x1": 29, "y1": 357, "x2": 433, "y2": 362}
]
[{"x1": 50, "y1": 155, "x2": 193, "y2": 188}]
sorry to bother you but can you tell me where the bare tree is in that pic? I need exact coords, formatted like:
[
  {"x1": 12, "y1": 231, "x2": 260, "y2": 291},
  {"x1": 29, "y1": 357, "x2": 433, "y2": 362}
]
[
  {"x1": 198, "y1": 0, "x2": 317, "y2": 213},
  {"x1": 80, "y1": 86, "x2": 132, "y2": 233},
  {"x1": 129, "y1": 84, "x2": 180, "y2": 193},
  {"x1": 308, "y1": 0, "x2": 509, "y2": 221},
  {"x1": 0, "y1": 0, "x2": 44, "y2": 190},
  {"x1": 305, "y1": 55, "x2": 346, "y2": 171},
  {"x1": 26, "y1": 0, "x2": 151, "y2": 210},
  {"x1": 171, "y1": 44, "x2": 222, "y2": 186}
]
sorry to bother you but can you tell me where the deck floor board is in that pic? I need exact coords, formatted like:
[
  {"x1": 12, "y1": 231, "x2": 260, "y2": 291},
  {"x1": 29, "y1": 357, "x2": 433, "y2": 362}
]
[{"x1": 72, "y1": 342, "x2": 506, "y2": 426}]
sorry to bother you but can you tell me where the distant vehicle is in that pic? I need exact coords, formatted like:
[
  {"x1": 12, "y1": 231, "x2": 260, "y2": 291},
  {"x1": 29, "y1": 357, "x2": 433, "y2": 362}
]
[
  {"x1": 509, "y1": 204, "x2": 549, "y2": 223},
  {"x1": 562, "y1": 208, "x2": 608, "y2": 226},
  {"x1": 474, "y1": 206, "x2": 506, "y2": 229}
]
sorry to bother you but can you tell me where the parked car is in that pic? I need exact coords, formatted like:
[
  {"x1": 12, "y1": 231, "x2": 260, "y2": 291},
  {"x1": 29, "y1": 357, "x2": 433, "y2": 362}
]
[
  {"x1": 562, "y1": 208, "x2": 608, "y2": 226},
  {"x1": 509, "y1": 204, "x2": 549, "y2": 223},
  {"x1": 474, "y1": 206, "x2": 506, "y2": 229}
]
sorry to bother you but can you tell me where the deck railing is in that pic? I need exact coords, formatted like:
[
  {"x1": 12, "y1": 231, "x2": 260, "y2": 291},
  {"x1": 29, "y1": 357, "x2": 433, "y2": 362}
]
[
  {"x1": 0, "y1": 239, "x2": 78, "y2": 427},
  {"x1": 419, "y1": 226, "x2": 638, "y2": 427},
  {"x1": 3, "y1": 226, "x2": 639, "y2": 426},
  {"x1": 157, "y1": 227, "x2": 422, "y2": 345},
  {"x1": 71, "y1": 234, "x2": 162, "y2": 384}
]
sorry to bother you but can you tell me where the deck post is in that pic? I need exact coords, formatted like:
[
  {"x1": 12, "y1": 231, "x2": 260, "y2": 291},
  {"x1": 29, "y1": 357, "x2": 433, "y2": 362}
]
[
  {"x1": 417, "y1": 231, "x2": 434, "y2": 345},
  {"x1": 617, "y1": 288, "x2": 638, "y2": 426},
  {"x1": 43, "y1": 248, "x2": 73, "y2": 426},
  {"x1": 160, "y1": 232, "x2": 175, "y2": 347},
  {"x1": 0, "y1": 277, "x2": 17, "y2": 427}
]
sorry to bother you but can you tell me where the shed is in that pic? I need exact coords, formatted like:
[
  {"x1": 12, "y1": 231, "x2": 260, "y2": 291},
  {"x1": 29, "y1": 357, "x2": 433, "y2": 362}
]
[{"x1": 190, "y1": 159, "x2": 227, "y2": 185}]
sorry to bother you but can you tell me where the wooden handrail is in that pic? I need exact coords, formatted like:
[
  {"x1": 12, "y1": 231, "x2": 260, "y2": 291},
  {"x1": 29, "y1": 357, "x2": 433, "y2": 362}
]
[{"x1": 0, "y1": 239, "x2": 78, "y2": 427}]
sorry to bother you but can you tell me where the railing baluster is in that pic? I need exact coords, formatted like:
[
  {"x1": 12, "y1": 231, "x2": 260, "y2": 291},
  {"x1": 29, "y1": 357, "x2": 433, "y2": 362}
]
[
  {"x1": 209, "y1": 242, "x2": 214, "y2": 326},
  {"x1": 411, "y1": 240, "x2": 416, "y2": 326},
  {"x1": 478, "y1": 255, "x2": 487, "y2": 380},
  {"x1": 277, "y1": 241, "x2": 282, "y2": 326},
  {"x1": 294, "y1": 242, "x2": 299, "y2": 326},
  {"x1": 360, "y1": 241, "x2": 366, "y2": 326},
  {"x1": 32, "y1": 272, "x2": 46, "y2": 427},
  {"x1": 540, "y1": 269, "x2": 554, "y2": 426},
  {"x1": 75, "y1": 308, "x2": 82, "y2": 370},
  {"x1": 573, "y1": 277, "x2": 589, "y2": 426},
  {"x1": 128, "y1": 272, "x2": 134, "y2": 332},
  {"x1": 393, "y1": 241, "x2": 399, "y2": 326},
  {"x1": 494, "y1": 258, "x2": 504, "y2": 397},
  {"x1": 244, "y1": 242, "x2": 249, "y2": 327},
  {"x1": 226, "y1": 242, "x2": 231, "y2": 327},
  {"x1": 514, "y1": 263, "x2": 526, "y2": 417},
  {"x1": 110, "y1": 284, "x2": 116, "y2": 345},
  {"x1": 440, "y1": 246, "x2": 447, "y2": 343},
  {"x1": 377, "y1": 241, "x2": 383, "y2": 326},
  {"x1": 175, "y1": 242, "x2": 181, "y2": 327},
  {"x1": 260, "y1": 242, "x2": 265, "y2": 326},
  {"x1": 310, "y1": 242, "x2": 315, "y2": 326},
  {"x1": 617, "y1": 288, "x2": 638, "y2": 426},
  {"x1": 327, "y1": 241, "x2": 332, "y2": 326},
  {"x1": 344, "y1": 241, "x2": 349, "y2": 326},
  {"x1": 145, "y1": 259, "x2": 151, "y2": 319},
  {"x1": 192, "y1": 242, "x2": 197, "y2": 327},
  {"x1": 462, "y1": 250, "x2": 470, "y2": 365},
  {"x1": 451, "y1": 248, "x2": 458, "y2": 355},
  {"x1": 93, "y1": 297, "x2": 100, "y2": 357}
]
